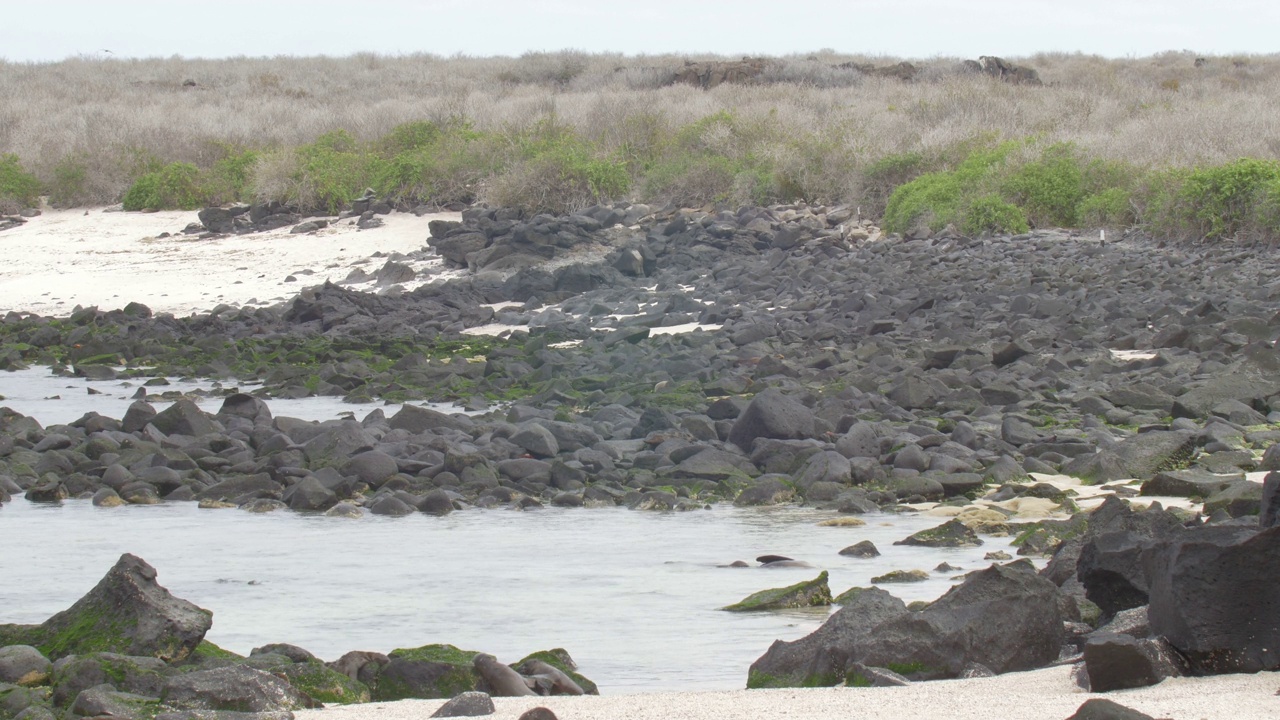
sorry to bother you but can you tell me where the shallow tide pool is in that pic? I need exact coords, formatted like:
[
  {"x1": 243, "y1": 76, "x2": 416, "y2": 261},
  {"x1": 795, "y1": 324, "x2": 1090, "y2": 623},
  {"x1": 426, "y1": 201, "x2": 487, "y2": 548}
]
[{"x1": 0, "y1": 500, "x2": 1029, "y2": 693}]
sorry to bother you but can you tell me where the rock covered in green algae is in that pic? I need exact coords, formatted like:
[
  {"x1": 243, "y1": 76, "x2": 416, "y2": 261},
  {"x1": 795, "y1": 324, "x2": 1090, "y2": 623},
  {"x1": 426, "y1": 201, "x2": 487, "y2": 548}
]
[
  {"x1": 894, "y1": 518, "x2": 983, "y2": 548},
  {"x1": 721, "y1": 571, "x2": 832, "y2": 612},
  {"x1": 4, "y1": 554, "x2": 211, "y2": 663}
]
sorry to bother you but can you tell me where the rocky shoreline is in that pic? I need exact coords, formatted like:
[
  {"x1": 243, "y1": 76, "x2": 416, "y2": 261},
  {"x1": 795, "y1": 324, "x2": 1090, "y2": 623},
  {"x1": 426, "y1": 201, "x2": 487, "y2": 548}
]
[{"x1": 4, "y1": 200, "x2": 1280, "y2": 718}]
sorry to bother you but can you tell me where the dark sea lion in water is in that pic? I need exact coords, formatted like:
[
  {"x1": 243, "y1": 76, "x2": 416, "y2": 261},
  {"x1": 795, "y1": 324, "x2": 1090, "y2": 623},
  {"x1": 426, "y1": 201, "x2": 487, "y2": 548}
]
[
  {"x1": 473, "y1": 653, "x2": 536, "y2": 697},
  {"x1": 757, "y1": 554, "x2": 793, "y2": 564},
  {"x1": 757, "y1": 554, "x2": 816, "y2": 568},
  {"x1": 516, "y1": 659, "x2": 585, "y2": 696}
]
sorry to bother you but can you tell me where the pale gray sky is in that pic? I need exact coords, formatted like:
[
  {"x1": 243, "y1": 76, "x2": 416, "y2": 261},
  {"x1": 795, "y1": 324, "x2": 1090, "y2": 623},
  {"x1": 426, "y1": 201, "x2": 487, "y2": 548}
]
[{"x1": 3, "y1": 0, "x2": 1277, "y2": 62}]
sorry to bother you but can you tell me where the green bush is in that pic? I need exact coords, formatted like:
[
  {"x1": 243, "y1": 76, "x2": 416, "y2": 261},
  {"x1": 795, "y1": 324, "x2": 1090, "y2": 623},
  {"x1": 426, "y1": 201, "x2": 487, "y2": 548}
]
[
  {"x1": 488, "y1": 120, "x2": 630, "y2": 213},
  {"x1": 962, "y1": 193, "x2": 1029, "y2": 235},
  {"x1": 639, "y1": 112, "x2": 785, "y2": 207},
  {"x1": 0, "y1": 154, "x2": 42, "y2": 211},
  {"x1": 1134, "y1": 159, "x2": 1280, "y2": 240},
  {"x1": 294, "y1": 130, "x2": 387, "y2": 213},
  {"x1": 48, "y1": 155, "x2": 89, "y2": 208},
  {"x1": 860, "y1": 151, "x2": 931, "y2": 215},
  {"x1": 374, "y1": 121, "x2": 500, "y2": 206},
  {"x1": 121, "y1": 162, "x2": 204, "y2": 211},
  {"x1": 1078, "y1": 187, "x2": 1134, "y2": 227},
  {"x1": 882, "y1": 141, "x2": 1017, "y2": 234},
  {"x1": 1172, "y1": 158, "x2": 1280, "y2": 239},
  {"x1": 1001, "y1": 142, "x2": 1085, "y2": 227},
  {"x1": 202, "y1": 146, "x2": 259, "y2": 205}
]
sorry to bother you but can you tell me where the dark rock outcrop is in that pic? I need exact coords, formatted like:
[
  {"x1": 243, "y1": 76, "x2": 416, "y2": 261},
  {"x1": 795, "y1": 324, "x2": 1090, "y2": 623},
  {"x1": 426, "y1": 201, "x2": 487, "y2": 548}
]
[
  {"x1": 5, "y1": 554, "x2": 211, "y2": 661},
  {"x1": 1146, "y1": 524, "x2": 1280, "y2": 674}
]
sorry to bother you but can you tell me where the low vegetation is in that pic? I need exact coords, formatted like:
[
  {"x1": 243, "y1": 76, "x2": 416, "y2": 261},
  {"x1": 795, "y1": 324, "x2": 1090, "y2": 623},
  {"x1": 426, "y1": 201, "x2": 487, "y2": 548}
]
[{"x1": 2, "y1": 50, "x2": 1279, "y2": 239}]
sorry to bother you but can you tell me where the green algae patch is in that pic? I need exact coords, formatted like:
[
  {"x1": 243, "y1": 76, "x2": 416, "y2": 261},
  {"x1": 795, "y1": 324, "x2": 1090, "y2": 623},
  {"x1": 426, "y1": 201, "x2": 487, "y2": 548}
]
[
  {"x1": 277, "y1": 661, "x2": 370, "y2": 704},
  {"x1": 188, "y1": 641, "x2": 244, "y2": 663},
  {"x1": 722, "y1": 571, "x2": 832, "y2": 612},
  {"x1": 372, "y1": 644, "x2": 482, "y2": 701},
  {"x1": 833, "y1": 586, "x2": 874, "y2": 605},
  {"x1": 894, "y1": 519, "x2": 982, "y2": 548}
]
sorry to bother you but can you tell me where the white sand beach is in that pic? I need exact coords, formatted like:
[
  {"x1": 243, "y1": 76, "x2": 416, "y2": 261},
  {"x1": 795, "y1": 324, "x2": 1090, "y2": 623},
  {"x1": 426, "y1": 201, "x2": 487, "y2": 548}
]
[
  {"x1": 0, "y1": 207, "x2": 460, "y2": 317},
  {"x1": 297, "y1": 664, "x2": 1280, "y2": 720}
]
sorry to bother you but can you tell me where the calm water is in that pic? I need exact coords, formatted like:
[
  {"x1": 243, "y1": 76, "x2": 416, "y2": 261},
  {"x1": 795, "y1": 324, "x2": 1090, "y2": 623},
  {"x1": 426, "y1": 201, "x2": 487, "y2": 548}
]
[
  {"x1": 0, "y1": 500, "x2": 1029, "y2": 693},
  {"x1": 0, "y1": 367, "x2": 470, "y2": 426}
]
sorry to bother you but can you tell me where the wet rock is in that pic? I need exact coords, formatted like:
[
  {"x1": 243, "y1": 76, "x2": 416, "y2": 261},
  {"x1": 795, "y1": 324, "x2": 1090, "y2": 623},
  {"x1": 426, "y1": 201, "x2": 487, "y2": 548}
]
[
  {"x1": 895, "y1": 519, "x2": 982, "y2": 548},
  {"x1": 283, "y1": 477, "x2": 338, "y2": 512},
  {"x1": 838, "y1": 540, "x2": 880, "y2": 558},
  {"x1": 369, "y1": 495, "x2": 416, "y2": 517},
  {"x1": 871, "y1": 569, "x2": 928, "y2": 584},
  {"x1": 721, "y1": 571, "x2": 832, "y2": 611},
  {"x1": 161, "y1": 665, "x2": 313, "y2": 712},
  {"x1": 733, "y1": 477, "x2": 795, "y2": 507}
]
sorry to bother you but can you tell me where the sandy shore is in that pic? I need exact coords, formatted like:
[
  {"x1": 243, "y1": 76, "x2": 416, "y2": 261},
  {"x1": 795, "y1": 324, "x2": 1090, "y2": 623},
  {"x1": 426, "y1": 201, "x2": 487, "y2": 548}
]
[
  {"x1": 296, "y1": 665, "x2": 1280, "y2": 720},
  {"x1": 0, "y1": 207, "x2": 461, "y2": 316}
]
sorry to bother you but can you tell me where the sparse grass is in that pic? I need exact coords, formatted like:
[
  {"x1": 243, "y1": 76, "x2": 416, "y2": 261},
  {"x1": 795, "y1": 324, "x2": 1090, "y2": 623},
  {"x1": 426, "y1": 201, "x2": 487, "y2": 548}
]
[{"x1": 0, "y1": 51, "x2": 1278, "y2": 235}]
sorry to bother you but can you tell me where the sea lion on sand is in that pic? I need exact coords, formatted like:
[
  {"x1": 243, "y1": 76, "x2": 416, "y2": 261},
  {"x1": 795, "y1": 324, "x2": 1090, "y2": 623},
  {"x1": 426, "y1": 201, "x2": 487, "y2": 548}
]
[
  {"x1": 516, "y1": 659, "x2": 585, "y2": 696},
  {"x1": 473, "y1": 653, "x2": 536, "y2": 697}
]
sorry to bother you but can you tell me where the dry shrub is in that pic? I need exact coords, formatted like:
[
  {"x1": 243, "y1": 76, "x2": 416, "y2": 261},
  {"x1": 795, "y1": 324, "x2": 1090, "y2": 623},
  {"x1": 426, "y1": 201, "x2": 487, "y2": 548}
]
[{"x1": 0, "y1": 50, "x2": 1278, "y2": 212}]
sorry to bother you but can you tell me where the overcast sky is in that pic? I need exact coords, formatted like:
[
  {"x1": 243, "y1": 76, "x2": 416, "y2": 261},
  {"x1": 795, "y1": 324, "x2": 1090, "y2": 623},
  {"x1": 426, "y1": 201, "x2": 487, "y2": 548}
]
[{"x1": 3, "y1": 1, "x2": 1276, "y2": 62}]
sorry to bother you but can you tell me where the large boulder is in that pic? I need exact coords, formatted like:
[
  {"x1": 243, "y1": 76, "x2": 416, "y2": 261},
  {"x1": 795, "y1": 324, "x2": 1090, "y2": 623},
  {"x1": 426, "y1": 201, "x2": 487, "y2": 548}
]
[
  {"x1": 1064, "y1": 431, "x2": 1196, "y2": 483},
  {"x1": 70, "y1": 684, "x2": 167, "y2": 719},
  {"x1": 197, "y1": 208, "x2": 235, "y2": 234},
  {"x1": 13, "y1": 554, "x2": 211, "y2": 661},
  {"x1": 748, "y1": 587, "x2": 908, "y2": 688},
  {"x1": 852, "y1": 564, "x2": 1064, "y2": 679},
  {"x1": 1146, "y1": 524, "x2": 1280, "y2": 674},
  {"x1": 161, "y1": 665, "x2": 314, "y2": 712},
  {"x1": 50, "y1": 652, "x2": 169, "y2": 707},
  {"x1": 728, "y1": 389, "x2": 815, "y2": 452},
  {"x1": 371, "y1": 645, "x2": 482, "y2": 701},
  {"x1": 274, "y1": 660, "x2": 371, "y2": 704},
  {"x1": 0, "y1": 646, "x2": 50, "y2": 686},
  {"x1": 303, "y1": 422, "x2": 377, "y2": 467},
  {"x1": 388, "y1": 405, "x2": 470, "y2": 434},
  {"x1": 1082, "y1": 633, "x2": 1183, "y2": 692},
  {"x1": 150, "y1": 400, "x2": 219, "y2": 438},
  {"x1": 1171, "y1": 376, "x2": 1280, "y2": 420},
  {"x1": 1075, "y1": 497, "x2": 1185, "y2": 619}
]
